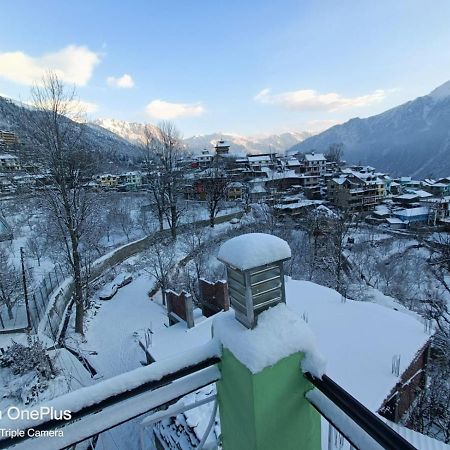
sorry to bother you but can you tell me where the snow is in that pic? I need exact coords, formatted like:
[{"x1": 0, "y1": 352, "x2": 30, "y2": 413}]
[
  {"x1": 285, "y1": 279, "x2": 429, "y2": 411},
  {"x1": 7, "y1": 366, "x2": 221, "y2": 450},
  {"x1": 384, "y1": 419, "x2": 450, "y2": 450},
  {"x1": 305, "y1": 153, "x2": 326, "y2": 162},
  {"x1": 217, "y1": 233, "x2": 291, "y2": 270},
  {"x1": 213, "y1": 304, "x2": 326, "y2": 377},
  {"x1": 0, "y1": 341, "x2": 221, "y2": 434},
  {"x1": 150, "y1": 313, "x2": 216, "y2": 362},
  {"x1": 307, "y1": 389, "x2": 384, "y2": 450}
]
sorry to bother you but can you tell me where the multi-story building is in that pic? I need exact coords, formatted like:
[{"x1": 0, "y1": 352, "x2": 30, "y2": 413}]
[
  {"x1": 0, "y1": 153, "x2": 20, "y2": 172},
  {"x1": 214, "y1": 140, "x2": 230, "y2": 155},
  {"x1": 303, "y1": 152, "x2": 327, "y2": 176},
  {"x1": 195, "y1": 150, "x2": 214, "y2": 168},
  {"x1": 327, "y1": 172, "x2": 385, "y2": 211},
  {"x1": 0, "y1": 130, "x2": 19, "y2": 147},
  {"x1": 94, "y1": 174, "x2": 119, "y2": 188},
  {"x1": 118, "y1": 172, "x2": 142, "y2": 191}
]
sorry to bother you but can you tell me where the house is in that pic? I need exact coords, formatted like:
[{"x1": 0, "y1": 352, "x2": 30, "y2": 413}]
[
  {"x1": 423, "y1": 177, "x2": 450, "y2": 197},
  {"x1": 214, "y1": 140, "x2": 230, "y2": 155},
  {"x1": 247, "y1": 153, "x2": 277, "y2": 172},
  {"x1": 94, "y1": 174, "x2": 119, "y2": 188},
  {"x1": 118, "y1": 171, "x2": 142, "y2": 191},
  {"x1": 248, "y1": 179, "x2": 267, "y2": 202},
  {"x1": 303, "y1": 152, "x2": 327, "y2": 176},
  {"x1": 195, "y1": 150, "x2": 214, "y2": 168},
  {"x1": 0, "y1": 130, "x2": 19, "y2": 147},
  {"x1": 422, "y1": 196, "x2": 450, "y2": 225},
  {"x1": 0, "y1": 153, "x2": 20, "y2": 172},
  {"x1": 393, "y1": 206, "x2": 430, "y2": 225},
  {"x1": 273, "y1": 196, "x2": 323, "y2": 218},
  {"x1": 227, "y1": 182, "x2": 244, "y2": 201},
  {"x1": 327, "y1": 172, "x2": 385, "y2": 211},
  {"x1": 386, "y1": 217, "x2": 407, "y2": 229}
]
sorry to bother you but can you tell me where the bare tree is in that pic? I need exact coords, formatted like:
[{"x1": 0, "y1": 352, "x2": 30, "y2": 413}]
[
  {"x1": 26, "y1": 234, "x2": 47, "y2": 267},
  {"x1": 23, "y1": 72, "x2": 96, "y2": 334},
  {"x1": 202, "y1": 159, "x2": 230, "y2": 227},
  {"x1": 325, "y1": 143, "x2": 344, "y2": 165},
  {"x1": 181, "y1": 222, "x2": 207, "y2": 281},
  {"x1": 322, "y1": 211, "x2": 352, "y2": 294},
  {"x1": 143, "y1": 122, "x2": 184, "y2": 238},
  {"x1": 145, "y1": 240, "x2": 176, "y2": 306},
  {"x1": 111, "y1": 205, "x2": 134, "y2": 242},
  {"x1": 142, "y1": 125, "x2": 166, "y2": 232},
  {"x1": 0, "y1": 248, "x2": 20, "y2": 327}
]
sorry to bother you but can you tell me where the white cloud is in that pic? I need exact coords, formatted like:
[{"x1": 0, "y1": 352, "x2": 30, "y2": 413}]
[
  {"x1": 254, "y1": 87, "x2": 386, "y2": 112},
  {"x1": 0, "y1": 45, "x2": 100, "y2": 86},
  {"x1": 145, "y1": 99, "x2": 205, "y2": 120},
  {"x1": 106, "y1": 74, "x2": 134, "y2": 88}
]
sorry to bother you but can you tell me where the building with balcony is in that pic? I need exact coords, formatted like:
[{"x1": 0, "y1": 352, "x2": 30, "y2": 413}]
[
  {"x1": 0, "y1": 130, "x2": 19, "y2": 147},
  {"x1": 327, "y1": 172, "x2": 385, "y2": 211}
]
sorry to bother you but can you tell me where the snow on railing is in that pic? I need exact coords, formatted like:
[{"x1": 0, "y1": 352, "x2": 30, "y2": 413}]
[{"x1": 0, "y1": 340, "x2": 221, "y2": 450}]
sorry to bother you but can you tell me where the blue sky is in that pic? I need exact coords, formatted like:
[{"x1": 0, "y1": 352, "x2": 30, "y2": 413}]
[{"x1": 1, "y1": 0, "x2": 450, "y2": 136}]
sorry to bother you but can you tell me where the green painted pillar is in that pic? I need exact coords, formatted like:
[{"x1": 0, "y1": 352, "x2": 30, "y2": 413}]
[{"x1": 217, "y1": 347, "x2": 321, "y2": 450}]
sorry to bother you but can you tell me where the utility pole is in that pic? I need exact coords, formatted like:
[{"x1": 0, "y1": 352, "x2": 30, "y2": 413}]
[{"x1": 20, "y1": 247, "x2": 32, "y2": 331}]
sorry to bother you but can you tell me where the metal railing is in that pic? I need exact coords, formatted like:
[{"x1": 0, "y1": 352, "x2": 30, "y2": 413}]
[
  {"x1": 0, "y1": 351, "x2": 420, "y2": 450},
  {"x1": 0, "y1": 343, "x2": 220, "y2": 450},
  {"x1": 305, "y1": 372, "x2": 417, "y2": 450}
]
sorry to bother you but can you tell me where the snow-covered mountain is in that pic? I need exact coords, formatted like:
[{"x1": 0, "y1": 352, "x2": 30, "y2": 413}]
[
  {"x1": 0, "y1": 96, "x2": 142, "y2": 170},
  {"x1": 184, "y1": 131, "x2": 313, "y2": 155},
  {"x1": 90, "y1": 118, "x2": 157, "y2": 145},
  {"x1": 287, "y1": 81, "x2": 450, "y2": 178},
  {"x1": 92, "y1": 118, "x2": 313, "y2": 155}
]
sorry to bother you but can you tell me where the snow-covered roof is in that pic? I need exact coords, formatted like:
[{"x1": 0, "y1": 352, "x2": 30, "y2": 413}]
[
  {"x1": 305, "y1": 153, "x2": 326, "y2": 162},
  {"x1": 386, "y1": 217, "x2": 405, "y2": 224},
  {"x1": 248, "y1": 155, "x2": 271, "y2": 162},
  {"x1": 394, "y1": 207, "x2": 429, "y2": 217},
  {"x1": 395, "y1": 193, "x2": 418, "y2": 200},
  {"x1": 285, "y1": 280, "x2": 429, "y2": 411},
  {"x1": 331, "y1": 177, "x2": 348, "y2": 185},
  {"x1": 149, "y1": 278, "x2": 429, "y2": 415},
  {"x1": 407, "y1": 189, "x2": 433, "y2": 198},
  {"x1": 0, "y1": 153, "x2": 18, "y2": 160},
  {"x1": 217, "y1": 233, "x2": 291, "y2": 270},
  {"x1": 250, "y1": 184, "x2": 266, "y2": 194}
]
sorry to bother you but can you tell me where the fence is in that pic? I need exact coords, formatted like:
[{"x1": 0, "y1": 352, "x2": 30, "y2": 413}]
[{"x1": 28, "y1": 264, "x2": 67, "y2": 334}]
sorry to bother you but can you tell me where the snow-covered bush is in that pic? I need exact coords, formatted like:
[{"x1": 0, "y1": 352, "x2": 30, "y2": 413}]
[{"x1": 0, "y1": 336, "x2": 54, "y2": 379}]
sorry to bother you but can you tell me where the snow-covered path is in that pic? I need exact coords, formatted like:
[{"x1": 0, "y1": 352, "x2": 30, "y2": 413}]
[
  {"x1": 83, "y1": 272, "x2": 168, "y2": 378},
  {"x1": 75, "y1": 272, "x2": 169, "y2": 449}
]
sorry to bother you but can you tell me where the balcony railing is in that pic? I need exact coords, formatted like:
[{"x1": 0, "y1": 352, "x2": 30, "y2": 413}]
[
  {"x1": 0, "y1": 347, "x2": 422, "y2": 450},
  {"x1": 305, "y1": 372, "x2": 416, "y2": 450}
]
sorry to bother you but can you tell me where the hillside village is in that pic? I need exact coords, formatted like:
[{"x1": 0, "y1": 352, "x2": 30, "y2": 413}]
[
  {"x1": 1, "y1": 112, "x2": 450, "y2": 450},
  {"x1": 2, "y1": 129, "x2": 450, "y2": 232},
  {"x1": 1, "y1": 3, "x2": 450, "y2": 448}
]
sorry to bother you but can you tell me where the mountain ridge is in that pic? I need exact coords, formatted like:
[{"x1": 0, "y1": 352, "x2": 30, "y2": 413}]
[
  {"x1": 92, "y1": 118, "x2": 314, "y2": 155},
  {"x1": 286, "y1": 81, "x2": 450, "y2": 178}
]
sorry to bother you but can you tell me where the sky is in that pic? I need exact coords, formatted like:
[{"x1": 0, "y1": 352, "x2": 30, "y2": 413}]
[{"x1": 1, "y1": 0, "x2": 450, "y2": 137}]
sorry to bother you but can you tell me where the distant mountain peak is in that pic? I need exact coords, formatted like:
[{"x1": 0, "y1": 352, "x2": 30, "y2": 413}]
[
  {"x1": 286, "y1": 79, "x2": 450, "y2": 177},
  {"x1": 428, "y1": 80, "x2": 450, "y2": 100},
  {"x1": 91, "y1": 118, "x2": 314, "y2": 155}
]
